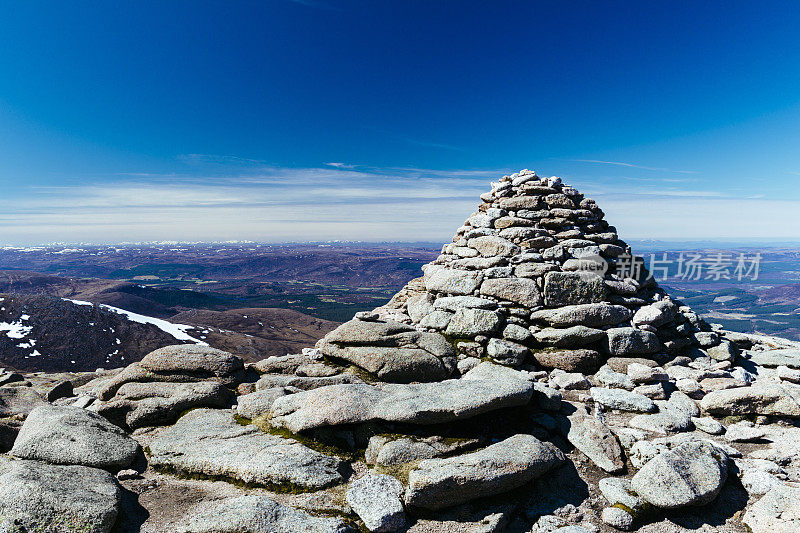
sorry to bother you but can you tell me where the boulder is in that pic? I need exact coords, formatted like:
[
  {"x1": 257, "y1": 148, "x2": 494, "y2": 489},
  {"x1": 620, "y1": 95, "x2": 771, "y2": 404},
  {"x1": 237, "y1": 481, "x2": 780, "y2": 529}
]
[
  {"x1": 236, "y1": 387, "x2": 295, "y2": 420},
  {"x1": 598, "y1": 477, "x2": 648, "y2": 516},
  {"x1": 593, "y1": 365, "x2": 635, "y2": 390},
  {"x1": 256, "y1": 373, "x2": 363, "y2": 391},
  {"x1": 742, "y1": 485, "x2": 800, "y2": 533},
  {"x1": 567, "y1": 415, "x2": 624, "y2": 473},
  {"x1": 346, "y1": 474, "x2": 407, "y2": 532},
  {"x1": 543, "y1": 271, "x2": 607, "y2": 307},
  {"x1": 707, "y1": 340, "x2": 738, "y2": 362},
  {"x1": 531, "y1": 303, "x2": 631, "y2": 328},
  {"x1": 253, "y1": 354, "x2": 308, "y2": 374},
  {"x1": 0, "y1": 386, "x2": 48, "y2": 418},
  {"x1": 140, "y1": 344, "x2": 244, "y2": 382},
  {"x1": 532, "y1": 348, "x2": 602, "y2": 373},
  {"x1": 269, "y1": 363, "x2": 535, "y2": 433},
  {"x1": 748, "y1": 348, "x2": 800, "y2": 368},
  {"x1": 432, "y1": 296, "x2": 496, "y2": 311},
  {"x1": 404, "y1": 434, "x2": 564, "y2": 510},
  {"x1": 365, "y1": 435, "x2": 479, "y2": 466},
  {"x1": 590, "y1": 387, "x2": 656, "y2": 412},
  {"x1": 94, "y1": 346, "x2": 244, "y2": 401},
  {"x1": 0, "y1": 460, "x2": 121, "y2": 533},
  {"x1": 177, "y1": 495, "x2": 351, "y2": 533},
  {"x1": 628, "y1": 401, "x2": 693, "y2": 434},
  {"x1": 148, "y1": 409, "x2": 345, "y2": 490},
  {"x1": 11, "y1": 406, "x2": 139, "y2": 469},
  {"x1": 700, "y1": 384, "x2": 800, "y2": 418},
  {"x1": 602, "y1": 506, "x2": 634, "y2": 530},
  {"x1": 467, "y1": 236, "x2": 520, "y2": 257},
  {"x1": 605, "y1": 328, "x2": 660, "y2": 356},
  {"x1": 317, "y1": 319, "x2": 456, "y2": 382},
  {"x1": 46, "y1": 380, "x2": 75, "y2": 402},
  {"x1": 425, "y1": 268, "x2": 483, "y2": 295},
  {"x1": 533, "y1": 326, "x2": 605, "y2": 347},
  {"x1": 630, "y1": 441, "x2": 728, "y2": 509},
  {"x1": 95, "y1": 380, "x2": 233, "y2": 429},
  {"x1": 486, "y1": 338, "x2": 529, "y2": 366},
  {"x1": 445, "y1": 308, "x2": 502, "y2": 337},
  {"x1": 479, "y1": 277, "x2": 542, "y2": 307},
  {"x1": 631, "y1": 300, "x2": 676, "y2": 328}
]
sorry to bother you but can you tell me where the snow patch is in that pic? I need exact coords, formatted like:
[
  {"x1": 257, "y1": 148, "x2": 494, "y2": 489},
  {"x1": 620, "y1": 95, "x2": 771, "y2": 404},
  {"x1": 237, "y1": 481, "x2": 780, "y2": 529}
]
[
  {"x1": 64, "y1": 299, "x2": 208, "y2": 346},
  {"x1": 0, "y1": 320, "x2": 33, "y2": 339}
]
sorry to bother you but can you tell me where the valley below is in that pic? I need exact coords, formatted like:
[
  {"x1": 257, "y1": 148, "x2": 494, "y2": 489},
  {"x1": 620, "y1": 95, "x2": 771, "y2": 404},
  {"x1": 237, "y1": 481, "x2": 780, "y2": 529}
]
[{"x1": 1, "y1": 242, "x2": 798, "y2": 373}]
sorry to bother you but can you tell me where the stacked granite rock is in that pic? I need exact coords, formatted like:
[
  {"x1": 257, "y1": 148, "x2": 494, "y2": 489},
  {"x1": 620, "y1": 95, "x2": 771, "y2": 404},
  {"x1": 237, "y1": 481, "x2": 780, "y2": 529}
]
[
  {"x1": 327, "y1": 168, "x2": 712, "y2": 381},
  {"x1": 0, "y1": 170, "x2": 798, "y2": 532}
]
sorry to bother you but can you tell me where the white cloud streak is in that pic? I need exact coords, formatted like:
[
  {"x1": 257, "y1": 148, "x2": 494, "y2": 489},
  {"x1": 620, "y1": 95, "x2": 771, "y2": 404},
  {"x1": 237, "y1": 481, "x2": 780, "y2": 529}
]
[
  {"x1": 2, "y1": 164, "x2": 798, "y2": 245},
  {"x1": 568, "y1": 159, "x2": 697, "y2": 174}
]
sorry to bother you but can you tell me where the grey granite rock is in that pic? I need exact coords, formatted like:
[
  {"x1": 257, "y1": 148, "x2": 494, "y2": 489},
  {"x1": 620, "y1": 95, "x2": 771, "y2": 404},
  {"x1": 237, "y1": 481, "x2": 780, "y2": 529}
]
[
  {"x1": 237, "y1": 387, "x2": 295, "y2": 420},
  {"x1": 602, "y1": 506, "x2": 634, "y2": 530},
  {"x1": 148, "y1": 409, "x2": 345, "y2": 489},
  {"x1": 748, "y1": 348, "x2": 800, "y2": 368},
  {"x1": 0, "y1": 386, "x2": 48, "y2": 418},
  {"x1": 256, "y1": 373, "x2": 363, "y2": 391},
  {"x1": 598, "y1": 477, "x2": 648, "y2": 515},
  {"x1": 0, "y1": 460, "x2": 121, "y2": 533},
  {"x1": 590, "y1": 387, "x2": 656, "y2": 412},
  {"x1": 467, "y1": 235, "x2": 520, "y2": 257},
  {"x1": 543, "y1": 271, "x2": 607, "y2": 307},
  {"x1": 11, "y1": 405, "x2": 139, "y2": 469},
  {"x1": 140, "y1": 344, "x2": 244, "y2": 380},
  {"x1": 691, "y1": 416, "x2": 725, "y2": 435},
  {"x1": 567, "y1": 415, "x2": 625, "y2": 473},
  {"x1": 479, "y1": 277, "x2": 543, "y2": 307},
  {"x1": 432, "y1": 296, "x2": 496, "y2": 311},
  {"x1": 631, "y1": 441, "x2": 728, "y2": 509},
  {"x1": 317, "y1": 319, "x2": 456, "y2": 382},
  {"x1": 425, "y1": 268, "x2": 483, "y2": 295},
  {"x1": 486, "y1": 338, "x2": 529, "y2": 366},
  {"x1": 532, "y1": 348, "x2": 602, "y2": 373},
  {"x1": 270, "y1": 363, "x2": 535, "y2": 433},
  {"x1": 177, "y1": 495, "x2": 352, "y2": 533},
  {"x1": 531, "y1": 303, "x2": 631, "y2": 328},
  {"x1": 445, "y1": 308, "x2": 502, "y2": 337},
  {"x1": 346, "y1": 474, "x2": 407, "y2": 532},
  {"x1": 593, "y1": 365, "x2": 635, "y2": 390},
  {"x1": 605, "y1": 327, "x2": 660, "y2": 356},
  {"x1": 700, "y1": 383, "x2": 800, "y2": 418},
  {"x1": 95, "y1": 380, "x2": 233, "y2": 429},
  {"x1": 743, "y1": 485, "x2": 800, "y2": 533},
  {"x1": 631, "y1": 300, "x2": 676, "y2": 328},
  {"x1": 404, "y1": 434, "x2": 564, "y2": 510},
  {"x1": 365, "y1": 435, "x2": 479, "y2": 466},
  {"x1": 533, "y1": 325, "x2": 605, "y2": 347}
]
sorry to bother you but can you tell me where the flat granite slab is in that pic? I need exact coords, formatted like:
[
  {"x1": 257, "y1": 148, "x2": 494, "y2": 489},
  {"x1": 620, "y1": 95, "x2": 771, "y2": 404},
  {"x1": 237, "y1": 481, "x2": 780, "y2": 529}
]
[
  {"x1": 147, "y1": 409, "x2": 345, "y2": 490},
  {"x1": 269, "y1": 362, "x2": 536, "y2": 433}
]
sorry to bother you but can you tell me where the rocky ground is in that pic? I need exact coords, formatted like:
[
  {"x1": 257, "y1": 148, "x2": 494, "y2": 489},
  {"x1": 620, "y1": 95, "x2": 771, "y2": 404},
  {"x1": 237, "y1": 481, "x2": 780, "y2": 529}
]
[{"x1": 0, "y1": 170, "x2": 798, "y2": 532}]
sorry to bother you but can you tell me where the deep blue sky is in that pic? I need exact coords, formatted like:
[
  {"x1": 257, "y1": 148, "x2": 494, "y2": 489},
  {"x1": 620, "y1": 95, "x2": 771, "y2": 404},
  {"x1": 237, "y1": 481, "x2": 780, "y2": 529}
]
[{"x1": 2, "y1": 1, "x2": 799, "y2": 244}]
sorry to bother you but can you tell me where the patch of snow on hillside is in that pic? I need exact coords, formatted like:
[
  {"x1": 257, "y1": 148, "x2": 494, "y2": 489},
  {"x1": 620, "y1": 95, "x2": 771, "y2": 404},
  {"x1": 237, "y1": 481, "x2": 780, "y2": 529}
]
[
  {"x1": 64, "y1": 299, "x2": 208, "y2": 345},
  {"x1": 0, "y1": 318, "x2": 33, "y2": 339}
]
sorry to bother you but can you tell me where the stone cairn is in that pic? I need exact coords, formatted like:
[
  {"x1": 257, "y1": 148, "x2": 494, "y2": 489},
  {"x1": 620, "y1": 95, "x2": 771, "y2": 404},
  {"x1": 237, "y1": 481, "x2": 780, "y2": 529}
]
[{"x1": 0, "y1": 169, "x2": 798, "y2": 532}]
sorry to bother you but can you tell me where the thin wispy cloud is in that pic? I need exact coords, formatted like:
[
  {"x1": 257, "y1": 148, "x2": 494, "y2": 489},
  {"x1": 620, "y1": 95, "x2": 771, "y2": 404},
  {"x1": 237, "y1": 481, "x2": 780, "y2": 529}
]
[
  {"x1": 3, "y1": 162, "x2": 798, "y2": 245},
  {"x1": 568, "y1": 159, "x2": 697, "y2": 174},
  {"x1": 178, "y1": 154, "x2": 269, "y2": 166}
]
